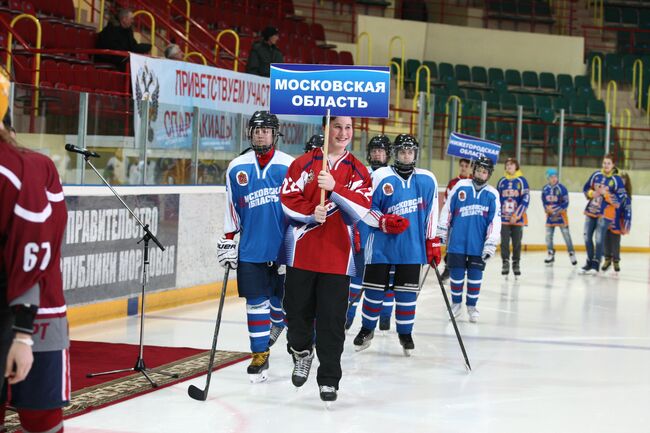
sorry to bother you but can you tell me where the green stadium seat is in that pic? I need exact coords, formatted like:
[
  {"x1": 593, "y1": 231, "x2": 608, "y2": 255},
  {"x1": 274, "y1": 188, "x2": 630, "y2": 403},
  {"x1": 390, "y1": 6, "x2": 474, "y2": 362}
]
[
  {"x1": 539, "y1": 72, "x2": 556, "y2": 89},
  {"x1": 505, "y1": 69, "x2": 522, "y2": 86},
  {"x1": 422, "y1": 61, "x2": 438, "y2": 79},
  {"x1": 500, "y1": 93, "x2": 517, "y2": 111},
  {"x1": 439, "y1": 62, "x2": 454, "y2": 80},
  {"x1": 538, "y1": 107, "x2": 555, "y2": 123},
  {"x1": 535, "y1": 95, "x2": 552, "y2": 110},
  {"x1": 485, "y1": 92, "x2": 500, "y2": 110},
  {"x1": 553, "y1": 97, "x2": 570, "y2": 111},
  {"x1": 390, "y1": 57, "x2": 402, "y2": 75},
  {"x1": 488, "y1": 67, "x2": 505, "y2": 84},
  {"x1": 604, "y1": 7, "x2": 620, "y2": 24},
  {"x1": 605, "y1": 53, "x2": 622, "y2": 68},
  {"x1": 517, "y1": 94, "x2": 535, "y2": 112},
  {"x1": 574, "y1": 75, "x2": 591, "y2": 90},
  {"x1": 455, "y1": 64, "x2": 471, "y2": 82},
  {"x1": 570, "y1": 97, "x2": 588, "y2": 115},
  {"x1": 522, "y1": 71, "x2": 539, "y2": 88},
  {"x1": 557, "y1": 74, "x2": 573, "y2": 89},
  {"x1": 471, "y1": 66, "x2": 488, "y2": 84},
  {"x1": 622, "y1": 8, "x2": 638, "y2": 26},
  {"x1": 492, "y1": 79, "x2": 508, "y2": 94},
  {"x1": 588, "y1": 99, "x2": 606, "y2": 117},
  {"x1": 530, "y1": 123, "x2": 546, "y2": 140},
  {"x1": 405, "y1": 59, "x2": 421, "y2": 80},
  {"x1": 467, "y1": 89, "x2": 484, "y2": 102},
  {"x1": 606, "y1": 64, "x2": 624, "y2": 83}
]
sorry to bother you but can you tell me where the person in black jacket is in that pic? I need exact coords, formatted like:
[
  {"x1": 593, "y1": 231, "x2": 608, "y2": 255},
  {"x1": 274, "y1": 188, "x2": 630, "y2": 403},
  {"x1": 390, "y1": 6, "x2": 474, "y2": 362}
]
[
  {"x1": 245, "y1": 26, "x2": 283, "y2": 77},
  {"x1": 95, "y1": 8, "x2": 152, "y2": 70}
]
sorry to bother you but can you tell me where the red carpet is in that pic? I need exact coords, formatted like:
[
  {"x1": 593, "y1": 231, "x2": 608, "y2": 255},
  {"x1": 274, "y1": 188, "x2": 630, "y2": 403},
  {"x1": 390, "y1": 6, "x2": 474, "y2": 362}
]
[{"x1": 5, "y1": 341, "x2": 249, "y2": 432}]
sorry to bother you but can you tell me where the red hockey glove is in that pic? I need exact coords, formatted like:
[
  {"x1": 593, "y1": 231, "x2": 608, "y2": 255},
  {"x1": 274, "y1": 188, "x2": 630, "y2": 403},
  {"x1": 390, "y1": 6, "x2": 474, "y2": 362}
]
[
  {"x1": 426, "y1": 237, "x2": 442, "y2": 266},
  {"x1": 378, "y1": 214, "x2": 410, "y2": 234},
  {"x1": 353, "y1": 225, "x2": 361, "y2": 253}
]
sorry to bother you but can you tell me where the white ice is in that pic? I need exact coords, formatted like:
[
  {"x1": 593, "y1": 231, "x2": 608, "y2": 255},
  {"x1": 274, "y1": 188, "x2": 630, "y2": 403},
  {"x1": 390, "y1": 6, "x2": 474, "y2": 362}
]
[{"x1": 66, "y1": 252, "x2": 650, "y2": 433}]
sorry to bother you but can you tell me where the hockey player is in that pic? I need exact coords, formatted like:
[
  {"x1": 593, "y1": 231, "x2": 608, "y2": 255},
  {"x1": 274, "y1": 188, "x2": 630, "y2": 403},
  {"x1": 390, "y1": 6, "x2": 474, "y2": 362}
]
[
  {"x1": 496, "y1": 158, "x2": 529, "y2": 277},
  {"x1": 582, "y1": 154, "x2": 626, "y2": 274},
  {"x1": 217, "y1": 111, "x2": 293, "y2": 383},
  {"x1": 437, "y1": 156, "x2": 501, "y2": 323},
  {"x1": 353, "y1": 134, "x2": 440, "y2": 355},
  {"x1": 281, "y1": 116, "x2": 371, "y2": 402},
  {"x1": 304, "y1": 134, "x2": 324, "y2": 153},
  {"x1": 1, "y1": 74, "x2": 69, "y2": 432},
  {"x1": 440, "y1": 157, "x2": 472, "y2": 281},
  {"x1": 541, "y1": 168, "x2": 577, "y2": 265},
  {"x1": 602, "y1": 172, "x2": 632, "y2": 273},
  {"x1": 346, "y1": 134, "x2": 395, "y2": 332}
]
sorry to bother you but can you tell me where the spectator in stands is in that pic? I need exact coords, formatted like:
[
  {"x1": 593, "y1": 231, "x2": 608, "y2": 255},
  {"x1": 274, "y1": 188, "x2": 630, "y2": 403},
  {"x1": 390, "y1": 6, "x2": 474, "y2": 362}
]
[
  {"x1": 246, "y1": 26, "x2": 283, "y2": 78},
  {"x1": 164, "y1": 44, "x2": 184, "y2": 61},
  {"x1": 96, "y1": 8, "x2": 152, "y2": 71}
]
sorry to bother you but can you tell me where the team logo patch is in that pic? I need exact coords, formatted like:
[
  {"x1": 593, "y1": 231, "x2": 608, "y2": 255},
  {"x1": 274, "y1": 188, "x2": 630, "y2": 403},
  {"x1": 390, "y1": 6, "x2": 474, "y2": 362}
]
[
  {"x1": 236, "y1": 171, "x2": 248, "y2": 186},
  {"x1": 458, "y1": 190, "x2": 466, "y2": 202},
  {"x1": 382, "y1": 183, "x2": 394, "y2": 196},
  {"x1": 306, "y1": 170, "x2": 314, "y2": 184}
]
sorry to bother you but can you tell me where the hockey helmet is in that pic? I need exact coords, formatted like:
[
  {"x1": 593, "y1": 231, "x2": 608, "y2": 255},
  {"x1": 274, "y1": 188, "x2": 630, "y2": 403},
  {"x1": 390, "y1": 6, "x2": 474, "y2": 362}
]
[
  {"x1": 471, "y1": 155, "x2": 494, "y2": 186},
  {"x1": 366, "y1": 135, "x2": 391, "y2": 169},
  {"x1": 545, "y1": 168, "x2": 558, "y2": 179},
  {"x1": 392, "y1": 134, "x2": 418, "y2": 175},
  {"x1": 248, "y1": 110, "x2": 281, "y2": 154},
  {"x1": 304, "y1": 134, "x2": 324, "y2": 153}
]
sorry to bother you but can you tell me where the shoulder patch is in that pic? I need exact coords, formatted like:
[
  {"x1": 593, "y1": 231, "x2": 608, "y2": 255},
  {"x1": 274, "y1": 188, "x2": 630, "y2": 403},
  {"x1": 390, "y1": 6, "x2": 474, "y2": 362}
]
[
  {"x1": 236, "y1": 170, "x2": 249, "y2": 186},
  {"x1": 458, "y1": 190, "x2": 466, "y2": 202},
  {"x1": 382, "y1": 182, "x2": 394, "y2": 196}
]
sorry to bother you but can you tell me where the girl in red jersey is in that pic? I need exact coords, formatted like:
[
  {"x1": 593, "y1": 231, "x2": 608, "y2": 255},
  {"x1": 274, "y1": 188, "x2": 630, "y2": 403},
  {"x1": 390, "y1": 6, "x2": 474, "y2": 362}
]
[{"x1": 280, "y1": 116, "x2": 371, "y2": 403}]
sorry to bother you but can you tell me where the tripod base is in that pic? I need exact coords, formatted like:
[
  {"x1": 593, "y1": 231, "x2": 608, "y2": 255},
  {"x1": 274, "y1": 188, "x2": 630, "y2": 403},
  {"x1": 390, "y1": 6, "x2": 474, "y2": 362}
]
[{"x1": 86, "y1": 357, "x2": 179, "y2": 388}]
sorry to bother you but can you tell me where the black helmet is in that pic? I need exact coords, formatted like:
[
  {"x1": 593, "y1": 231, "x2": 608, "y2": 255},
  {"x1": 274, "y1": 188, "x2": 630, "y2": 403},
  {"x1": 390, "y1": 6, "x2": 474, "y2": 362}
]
[
  {"x1": 366, "y1": 135, "x2": 391, "y2": 170},
  {"x1": 248, "y1": 110, "x2": 281, "y2": 154},
  {"x1": 472, "y1": 155, "x2": 494, "y2": 186},
  {"x1": 392, "y1": 134, "x2": 419, "y2": 175},
  {"x1": 304, "y1": 134, "x2": 324, "y2": 153}
]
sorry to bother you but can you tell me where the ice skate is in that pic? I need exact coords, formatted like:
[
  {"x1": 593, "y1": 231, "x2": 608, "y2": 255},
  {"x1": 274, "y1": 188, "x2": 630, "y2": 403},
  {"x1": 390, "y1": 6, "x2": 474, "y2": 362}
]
[
  {"x1": 398, "y1": 333, "x2": 414, "y2": 356},
  {"x1": 601, "y1": 258, "x2": 612, "y2": 272},
  {"x1": 569, "y1": 251, "x2": 577, "y2": 266},
  {"x1": 590, "y1": 259, "x2": 600, "y2": 274},
  {"x1": 319, "y1": 385, "x2": 337, "y2": 405},
  {"x1": 290, "y1": 348, "x2": 314, "y2": 387},
  {"x1": 544, "y1": 250, "x2": 555, "y2": 264},
  {"x1": 613, "y1": 260, "x2": 620, "y2": 273},
  {"x1": 379, "y1": 316, "x2": 391, "y2": 331},
  {"x1": 247, "y1": 350, "x2": 270, "y2": 383},
  {"x1": 501, "y1": 259, "x2": 510, "y2": 277},
  {"x1": 268, "y1": 325, "x2": 284, "y2": 348},
  {"x1": 512, "y1": 260, "x2": 521, "y2": 278},
  {"x1": 467, "y1": 306, "x2": 480, "y2": 323},
  {"x1": 353, "y1": 327, "x2": 374, "y2": 351},
  {"x1": 580, "y1": 260, "x2": 592, "y2": 274},
  {"x1": 450, "y1": 302, "x2": 462, "y2": 318}
]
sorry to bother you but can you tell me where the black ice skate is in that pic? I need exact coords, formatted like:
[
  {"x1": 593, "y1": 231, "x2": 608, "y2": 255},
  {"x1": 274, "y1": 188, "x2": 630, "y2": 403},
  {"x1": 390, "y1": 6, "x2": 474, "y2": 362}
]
[
  {"x1": 580, "y1": 260, "x2": 592, "y2": 274},
  {"x1": 613, "y1": 260, "x2": 620, "y2": 272},
  {"x1": 502, "y1": 259, "x2": 510, "y2": 276},
  {"x1": 398, "y1": 333, "x2": 414, "y2": 356},
  {"x1": 569, "y1": 251, "x2": 577, "y2": 265},
  {"x1": 512, "y1": 260, "x2": 521, "y2": 278},
  {"x1": 290, "y1": 348, "x2": 314, "y2": 387},
  {"x1": 544, "y1": 250, "x2": 555, "y2": 264},
  {"x1": 379, "y1": 316, "x2": 391, "y2": 331},
  {"x1": 353, "y1": 327, "x2": 374, "y2": 352},
  {"x1": 319, "y1": 385, "x2": 337, "y2": 404},
  {"x1": 601, "y1": 258, "x2": 612, "y2": 271},
  {"x1": 247, "y1": 350, "x2": 270, "y2": 383},
  {"x1": 268, "y1": 324, "x2": 284, "y2": 347}
]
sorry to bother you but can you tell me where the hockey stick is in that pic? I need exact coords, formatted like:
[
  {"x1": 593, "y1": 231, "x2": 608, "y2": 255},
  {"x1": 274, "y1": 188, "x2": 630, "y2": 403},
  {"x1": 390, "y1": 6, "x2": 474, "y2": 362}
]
[
  {"x1": 429, "y1": 262, "x2": 472, "y2": 372},
  {"x1": 320, "y1": 109, "x2": 331, "y2": 206},
  {"x1": 188, "y1": 264, "x2": 231, "y2": 401}
]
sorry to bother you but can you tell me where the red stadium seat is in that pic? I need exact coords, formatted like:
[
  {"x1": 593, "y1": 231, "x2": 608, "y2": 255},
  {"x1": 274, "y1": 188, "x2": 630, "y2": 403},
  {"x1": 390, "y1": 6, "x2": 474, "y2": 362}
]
[{"x1": 339, "y1": 51, "x2": 354, "y2": 65}]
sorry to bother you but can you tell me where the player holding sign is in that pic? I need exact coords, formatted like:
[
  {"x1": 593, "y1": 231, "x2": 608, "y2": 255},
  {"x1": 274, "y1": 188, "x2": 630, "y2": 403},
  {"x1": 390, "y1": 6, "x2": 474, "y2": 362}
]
[
  {"x1": 218, "y1": 111, "x2": 294, "y2": 383},
  {"x1": 281, "y1": 115, "x2": 371, "y2": 402},
  {"x1": 353, "y1": 134, "x2": 440, "y2": 355},
  {"x1": 437, "y1": 156, "x2": 501, "y2": 323}
]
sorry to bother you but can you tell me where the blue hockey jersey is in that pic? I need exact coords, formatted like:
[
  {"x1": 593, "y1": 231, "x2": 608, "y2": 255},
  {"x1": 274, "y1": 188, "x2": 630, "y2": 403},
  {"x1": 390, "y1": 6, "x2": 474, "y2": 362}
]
[
  {"x1": 364, "y1": 167, "x2": 439, "y2": 265},
  {"x1": 496, "y1": 171, "x2": 529, "y2": 226},
  {"x1": 225, "y1": 149, "x2": 294, "y2": 262},
  {"x1": 437, "y1": 179, "x2": 501, "y2": 257},
  {"x1": 583, "y1": 170, "x2": 626, "y2": 221},
  {"x1": 541, "y1": 182, "x2": 570, "y2": 227}
]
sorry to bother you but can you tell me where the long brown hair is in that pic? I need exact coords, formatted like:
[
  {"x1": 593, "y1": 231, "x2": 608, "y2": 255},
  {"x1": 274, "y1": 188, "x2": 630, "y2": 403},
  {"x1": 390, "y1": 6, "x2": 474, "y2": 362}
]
[{"x1": 620, "y1": 172, "x2": 632, "y2": 196}]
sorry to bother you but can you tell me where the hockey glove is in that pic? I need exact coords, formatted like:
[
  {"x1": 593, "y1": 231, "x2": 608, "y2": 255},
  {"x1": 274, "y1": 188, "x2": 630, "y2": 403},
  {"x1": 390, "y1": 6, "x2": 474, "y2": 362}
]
[
  {"x1": 378, "y1": 214, "x2": 410, "y2": 234},
  {"x1": 426, "y1": 237, "x2": 442, "y2": 266},
  {"x1": 217, "y1": 236, "x2": 238, "y2": 269},
  {"x1": 481, "y1": 242, "x2": 496, "y2": 261}
]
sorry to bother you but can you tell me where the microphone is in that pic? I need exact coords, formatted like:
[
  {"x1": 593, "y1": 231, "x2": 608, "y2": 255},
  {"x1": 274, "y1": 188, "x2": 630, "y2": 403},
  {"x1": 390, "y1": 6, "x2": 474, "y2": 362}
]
[{"x1": 65, "y1": 143, "x2": 100, "y2": 158}]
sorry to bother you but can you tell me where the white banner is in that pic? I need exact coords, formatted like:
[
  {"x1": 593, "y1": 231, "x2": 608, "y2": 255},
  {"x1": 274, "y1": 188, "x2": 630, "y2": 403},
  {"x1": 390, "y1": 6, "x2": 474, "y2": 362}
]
[{"x1": 128, "y1": 54, "x2": 320, "y2": 150}]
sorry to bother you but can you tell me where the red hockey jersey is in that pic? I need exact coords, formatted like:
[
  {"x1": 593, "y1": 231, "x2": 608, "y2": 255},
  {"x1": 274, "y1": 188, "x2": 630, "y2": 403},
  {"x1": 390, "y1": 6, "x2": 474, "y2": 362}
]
[
  {"x1": 445, "y1": 175, "x2": 471, "y2": 200},
  {"x1": 281, "y1": 149, "x2": 371, "y2": 276},
  {"x1": 1, "y1": 143, "x2": 52, "y2": 314}
]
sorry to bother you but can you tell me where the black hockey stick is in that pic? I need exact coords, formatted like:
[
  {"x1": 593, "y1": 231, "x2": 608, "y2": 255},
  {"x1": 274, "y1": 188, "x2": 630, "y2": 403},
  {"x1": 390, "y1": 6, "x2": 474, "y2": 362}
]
[
  {"x1": 188, "y1": 264, "x2": 231, "y2": 401},
  {"x1": 429, "y1": 262, "x2": 472, "y2": 372}
]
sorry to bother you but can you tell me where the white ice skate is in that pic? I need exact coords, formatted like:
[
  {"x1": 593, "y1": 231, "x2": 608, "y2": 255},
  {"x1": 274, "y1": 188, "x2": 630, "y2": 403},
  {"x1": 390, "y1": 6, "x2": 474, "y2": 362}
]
[
  {"x1": 247, "y1": 351, "x2": 270, "y2": 383},
  {"x1": 450, "y1": 302, "x2": 462, "y2": 318},
  {"x1": 467, "y1": 306, "x2": 480, "y2": 323},
  {"x1": 544, "y1": 250, "x2": 555, "y2": 264},
  {"x1": 569, "y1": 251, "x2": 577, "y2": 266}
]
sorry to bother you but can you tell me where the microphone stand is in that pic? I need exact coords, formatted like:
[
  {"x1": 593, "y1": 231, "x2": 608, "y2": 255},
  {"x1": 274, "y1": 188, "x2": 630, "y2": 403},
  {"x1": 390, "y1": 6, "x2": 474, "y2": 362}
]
[{"x1": 77, "y1": 151, "x2": 179, "y2": 388}]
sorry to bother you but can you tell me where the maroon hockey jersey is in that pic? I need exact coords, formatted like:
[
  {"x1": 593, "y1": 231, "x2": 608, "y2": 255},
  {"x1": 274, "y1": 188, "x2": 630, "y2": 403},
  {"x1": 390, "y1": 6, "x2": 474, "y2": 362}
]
[{"x1": 281, "y1": 149, "x2": 371, "y2": 276}]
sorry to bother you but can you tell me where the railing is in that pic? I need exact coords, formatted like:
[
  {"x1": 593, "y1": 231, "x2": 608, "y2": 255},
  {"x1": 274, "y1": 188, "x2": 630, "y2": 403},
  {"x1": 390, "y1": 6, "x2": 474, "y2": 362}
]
[
  {"x1": 6, "y1": 14, "x2": 42, "y2": 114},
  {"x1": 582, "y1": 25, "x2": 650, "y2": 56},
  {"x1": 357, "y1": 32, "x2": 371, "y2": 65}
]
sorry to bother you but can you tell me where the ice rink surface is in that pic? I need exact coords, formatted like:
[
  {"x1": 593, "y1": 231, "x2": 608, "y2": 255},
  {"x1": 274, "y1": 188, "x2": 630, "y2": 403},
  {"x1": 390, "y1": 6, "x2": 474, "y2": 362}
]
[{"x1": 67, "y1": 252, "x2": 650, "y2": 433}]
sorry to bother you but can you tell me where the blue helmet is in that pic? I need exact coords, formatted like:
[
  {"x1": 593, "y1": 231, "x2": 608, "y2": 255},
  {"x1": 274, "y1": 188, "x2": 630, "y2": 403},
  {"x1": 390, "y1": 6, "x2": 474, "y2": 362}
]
[{"x1": 546, "y1": 168, "x2": 558, "y2": 179}]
